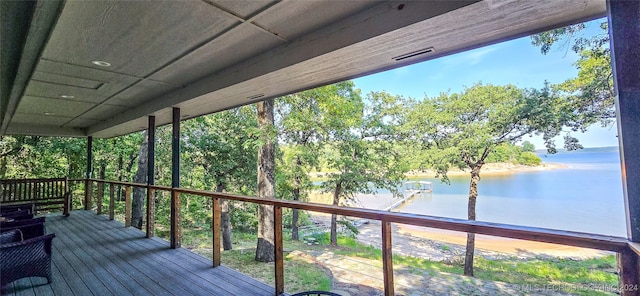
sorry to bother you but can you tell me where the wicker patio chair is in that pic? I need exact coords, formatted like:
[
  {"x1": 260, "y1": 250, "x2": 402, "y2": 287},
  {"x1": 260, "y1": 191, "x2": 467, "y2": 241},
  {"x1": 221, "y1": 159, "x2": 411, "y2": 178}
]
[
  {"x1": 290, "y1": 291, "x2": 342, "y2": 296},
  {"x1": 0, "y1": 203, "x2": 35, "y2": 215},
  {"x1": 1, "y1": 209, "x2": 34, "y2": 220},
  {"x1": 0, "y1": 229, "x2": 55, "y2": 286},
  {"x1": 1, "y1": 222, "x2": 46, "y2": 240},
  {"x1": 0, "y1": 217, "x2": 45, "y2": 228}
]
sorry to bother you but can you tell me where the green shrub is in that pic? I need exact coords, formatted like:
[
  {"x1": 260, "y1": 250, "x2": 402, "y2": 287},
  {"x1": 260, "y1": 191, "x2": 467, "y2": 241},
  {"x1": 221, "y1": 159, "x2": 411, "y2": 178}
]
[{"x1": 517, "y1": 151, "x2": 542, "y2": 166}]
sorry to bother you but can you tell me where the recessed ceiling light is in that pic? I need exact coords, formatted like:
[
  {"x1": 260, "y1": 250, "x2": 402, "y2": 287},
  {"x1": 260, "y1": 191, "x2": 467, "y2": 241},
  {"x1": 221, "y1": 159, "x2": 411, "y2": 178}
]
[
  {"x1": 60, "y1": 95, "x2": 74, "y2": 99},
  {"x1": 91, "y1": 60, "x2": 111, "y2": 67}
]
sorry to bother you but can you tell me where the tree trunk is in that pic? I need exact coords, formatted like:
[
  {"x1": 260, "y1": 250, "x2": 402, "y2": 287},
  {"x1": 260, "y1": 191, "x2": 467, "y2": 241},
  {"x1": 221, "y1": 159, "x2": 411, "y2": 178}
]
[
  {"x1": 291, "y1": 156, "x2": 302, "y2": 240},
  {"x1": 255, "y1": 99, "x2": 275, "y2": 262},
  {"x1": 330, "y1": 181, "x2": 342, "y2": 247},
  {"x1": 131, "y1": 131, "x2": 148, "y2": 229},
  {"x1": 0, "y1": 156, "x2": 7, "y2": 179},
  {"x1": 463, "y1": 165, "x2": 481, "y2": 276},
  {"x1": 216, "y1": 183, "x2": 233, "y2": 250},
  {"x1": 99, "y1": 163, "x2": 106, "y2": 180}
]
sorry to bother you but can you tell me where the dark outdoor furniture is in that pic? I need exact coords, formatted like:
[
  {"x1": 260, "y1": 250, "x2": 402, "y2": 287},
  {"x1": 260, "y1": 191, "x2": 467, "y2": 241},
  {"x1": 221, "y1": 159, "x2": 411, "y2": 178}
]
[
  {"x1": 0, "y1": 178, "x2": 70, "y2": 216},
  {"x1": 0, "y1": 209, "x2": 34, "y2": 221},
  {"x1": 0, "y1": 217, "x2": 46, "y2": 228},
  {"x1": 0, "y1": 203, "x2": 35, "y2": 215},
  {"x1": 291, "y1": 291, "x2": 342, "y2": 296},
  {"x1": 1, "y1": 222, "x2": 46, "y2": 240},
  {"x1": 0, "y1": 230, "x2": 55, "y2": 286}
]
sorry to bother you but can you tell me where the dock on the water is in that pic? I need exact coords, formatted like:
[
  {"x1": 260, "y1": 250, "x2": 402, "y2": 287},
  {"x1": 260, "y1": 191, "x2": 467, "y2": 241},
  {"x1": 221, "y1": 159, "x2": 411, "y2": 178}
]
[{"x1": 384, "y1": 181, "x2": 433, "y2": 211}]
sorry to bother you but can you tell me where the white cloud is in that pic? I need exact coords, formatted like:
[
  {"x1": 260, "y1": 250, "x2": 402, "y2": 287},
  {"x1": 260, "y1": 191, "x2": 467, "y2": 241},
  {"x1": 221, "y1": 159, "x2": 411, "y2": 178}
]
[{"x1": 442, "y1": 46, "x2": 500, "y2": 66}]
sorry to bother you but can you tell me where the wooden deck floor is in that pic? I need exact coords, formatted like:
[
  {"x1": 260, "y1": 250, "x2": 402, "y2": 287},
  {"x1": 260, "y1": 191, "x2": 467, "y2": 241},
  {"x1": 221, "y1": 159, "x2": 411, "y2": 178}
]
[{"x1": 2, "y1": 210, "x2": 275, "y2": 296}]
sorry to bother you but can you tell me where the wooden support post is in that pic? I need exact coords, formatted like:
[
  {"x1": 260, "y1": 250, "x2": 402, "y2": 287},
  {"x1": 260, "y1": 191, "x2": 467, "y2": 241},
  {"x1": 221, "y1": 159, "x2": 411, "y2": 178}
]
[
  {"x1": 147, "y1": 116, "x2": 156, "y2": 238},
  {"x1": 382, "y1": 220, "x2": 394, "y2": 296},
  {"x1": 170, "y1": 108, "x2": 181, "y2": 249},
  {"x1": 84, "y1": 180, "x2": 92, "y2": 210},
  {"x1": 125, "y1": 185, "x2": 131, "y2": 227},
  {"x1": 274, "y1": 205, "x2": 284, "y2": 296},
  {"x1": 170, "y1": 189, "x2": 181, "y2": 248},
  {"x1": 63, "y1": 177, "x2": 70, "y2": 216},
  {"x1": 63, "y1": 192, "x2": 70, "y2": 216},
  {"x1": 96, "y1": 181, "x2": 104, "y2": 215},
  {"x1": 618, "y1": 247, "x2": 639, "y2": 296},
  {"x1": 109, "y1": 183, "x2": 115, "y2": 220},
  {"x1": 146, "y1": 187, "x2": 155, "y2": 238},
  {"x1": 609, "y1": 2, "x2": 640, "y2": 293},
  {"x1": 212, "y1": 197, "x2": 221, "y2": 267},
  {"x1": 85, "y1": 136, "x2": 92, "y2": 210}
]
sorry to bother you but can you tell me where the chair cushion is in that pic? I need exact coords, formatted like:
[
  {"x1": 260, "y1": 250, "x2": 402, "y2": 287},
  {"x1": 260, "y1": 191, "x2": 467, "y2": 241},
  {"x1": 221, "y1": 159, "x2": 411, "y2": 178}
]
[{"x1": 0, "y1": 229, "x2": 21, "y2": 244}]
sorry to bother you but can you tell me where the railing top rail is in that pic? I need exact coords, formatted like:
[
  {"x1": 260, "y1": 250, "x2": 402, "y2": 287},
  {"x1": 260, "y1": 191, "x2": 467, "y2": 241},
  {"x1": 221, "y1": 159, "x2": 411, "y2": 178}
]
[
  {"x1": 88, "y1": 178, "x2": 629, "y2": 252},
  {"x1": 1, "y1": 177, "x2": 67, "y2": 183}
]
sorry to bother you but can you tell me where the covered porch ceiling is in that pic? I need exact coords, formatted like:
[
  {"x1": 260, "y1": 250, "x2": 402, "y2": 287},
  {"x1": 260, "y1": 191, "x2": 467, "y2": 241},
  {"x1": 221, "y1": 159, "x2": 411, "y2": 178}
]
[{"x1": 1, "y1": 0, "x2": 606, "y2": 139}]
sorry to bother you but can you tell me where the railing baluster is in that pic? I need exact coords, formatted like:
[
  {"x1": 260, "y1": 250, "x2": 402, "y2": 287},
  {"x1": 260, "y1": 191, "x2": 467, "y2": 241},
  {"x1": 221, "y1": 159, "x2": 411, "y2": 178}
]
[
  {"x1": 618, "y1": 247, "x2": 639, "y2": 296},
  {"x1": 27, "y1": 180, "x2": 31, "y2": 201},
  {"x1": 125, "y1": 185, "x2": 131, "y2": 227},
  {"x1": 212, "y1": 197, "x2": 221, "y2": 267},
  {"x1": 84, "y1": 179, "x2": 91, "y2": 210},
  {"x1": 382, "y1": 220, "x2": 394, "y2": 296},
  {"x1": 17, "y1": 181, "x2": 22, "y2": 201},
  {"x1": 97, "y1": 181, "x2": 104, "y2": 215},
  {"x1": 274, "y1": 205, "x2": 284, "y2": 296},
  {"x1": 109, "y1": 183, "x2": 115, "y2": 220},
  {"x1": 146, "y1": 187, "x2": 155, "y2": 238}
]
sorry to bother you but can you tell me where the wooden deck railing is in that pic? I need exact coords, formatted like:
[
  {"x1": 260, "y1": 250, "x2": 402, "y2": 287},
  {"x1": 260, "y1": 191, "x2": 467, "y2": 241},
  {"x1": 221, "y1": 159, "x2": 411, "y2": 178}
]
[
  {"x1": 73, "y1": 178, "x2": 639, "y2": 296},
  {"x1": 0, "y1": 177, "x2": 70, "y2": 215}
]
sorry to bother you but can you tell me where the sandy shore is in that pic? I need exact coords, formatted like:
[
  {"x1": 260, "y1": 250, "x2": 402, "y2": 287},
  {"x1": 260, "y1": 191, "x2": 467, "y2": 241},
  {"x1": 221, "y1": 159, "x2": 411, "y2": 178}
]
[
  {"x1": 308, "y1": 209, "x2": 609, "y2": 259},
  {"x1": 395, "y1": 224, "x2": 611, "y2": 259},
  {"x1": 405, "y1": 162, "x2": 567, "y2": 178},
  {"x1": 310, "y1": 162, "x2": 567, "y2": 180}
]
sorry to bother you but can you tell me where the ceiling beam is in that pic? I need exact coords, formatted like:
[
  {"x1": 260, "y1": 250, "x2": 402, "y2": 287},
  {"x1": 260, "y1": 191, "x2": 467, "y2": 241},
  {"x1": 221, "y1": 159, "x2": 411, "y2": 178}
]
[
  {"x1": 0, "y1": 0, "x2": 65, "y2": 135},
  {"x1": 6, "y1": 123, "x2": 85, "y2": 137}
]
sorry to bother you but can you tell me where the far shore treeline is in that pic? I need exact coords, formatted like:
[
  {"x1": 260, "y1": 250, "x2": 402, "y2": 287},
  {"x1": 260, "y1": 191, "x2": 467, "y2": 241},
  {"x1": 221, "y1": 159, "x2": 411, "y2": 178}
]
[{"x1": 0, "y1": 20, "x2": 614, "y2": 277}]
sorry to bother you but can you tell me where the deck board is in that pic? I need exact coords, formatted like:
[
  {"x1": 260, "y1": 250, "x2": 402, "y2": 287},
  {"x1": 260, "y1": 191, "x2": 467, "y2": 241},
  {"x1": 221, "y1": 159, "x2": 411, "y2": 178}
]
[{"x1": 1, "y1": 210, "x2": 275, "y2": 296}]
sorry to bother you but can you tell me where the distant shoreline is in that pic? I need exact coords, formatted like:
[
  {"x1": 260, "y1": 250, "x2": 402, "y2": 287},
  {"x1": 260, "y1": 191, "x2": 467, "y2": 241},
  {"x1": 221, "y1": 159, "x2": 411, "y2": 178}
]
[
  {"x1": 309, "y1": 162, "x2": 567, "y2": 180},
  {"x1": 406, "y1": 162, "x2": 567, "y2": 178}
]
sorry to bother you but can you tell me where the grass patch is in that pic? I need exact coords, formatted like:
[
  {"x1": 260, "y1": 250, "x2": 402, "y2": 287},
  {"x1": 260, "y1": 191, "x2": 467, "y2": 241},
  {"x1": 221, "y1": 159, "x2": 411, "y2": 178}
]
[
  {"x1": 219, "y1": 249, "x2": 332, "y2": 294},
  {"x1": 312, "y1": 234, "x2": 617, "y2": 296},
  {"x1": 176, "y1": 227, "x2": 619, "y2": 296},
  {"x1": 183, "y1": 228, "x2": 333, "y2": 294},
  {"x1": 473, "y1": 256, "x2": 618, "y2": 296}
]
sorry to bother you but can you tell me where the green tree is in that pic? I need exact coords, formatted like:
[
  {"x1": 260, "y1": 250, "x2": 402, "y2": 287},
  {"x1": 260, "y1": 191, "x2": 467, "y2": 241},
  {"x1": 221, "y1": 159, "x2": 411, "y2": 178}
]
[
  {"x1": 275, "y1": 82, "x2": 356, "y2": 240},
  {"x1": 183, "y1": 106, "x2": 258, "y2": 250},
  {"x1": 407, "y1": 83, "x2": 566, "y2": 276},
  {"x1": 521, "y1": 140, "x2": 536, "y2": 152},
  {"x1": 532, "y1": 20, "x2": 615, "y2": 137},
  {"x1": 322, "y1": 89, "x2": 409, "y2": 246}
]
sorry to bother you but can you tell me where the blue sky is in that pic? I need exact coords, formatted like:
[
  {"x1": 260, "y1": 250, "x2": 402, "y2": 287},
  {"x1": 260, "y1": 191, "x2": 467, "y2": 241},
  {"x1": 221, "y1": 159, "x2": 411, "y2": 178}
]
[{"x1": 353, "y1": 18, "x2": 617, "y2": 149}]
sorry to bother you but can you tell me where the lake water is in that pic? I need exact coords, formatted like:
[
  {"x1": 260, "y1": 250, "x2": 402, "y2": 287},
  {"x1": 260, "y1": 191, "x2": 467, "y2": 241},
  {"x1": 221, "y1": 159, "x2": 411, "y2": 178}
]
[{"x1": 391, "y1": 147, "x2": 627, "y2": 237}]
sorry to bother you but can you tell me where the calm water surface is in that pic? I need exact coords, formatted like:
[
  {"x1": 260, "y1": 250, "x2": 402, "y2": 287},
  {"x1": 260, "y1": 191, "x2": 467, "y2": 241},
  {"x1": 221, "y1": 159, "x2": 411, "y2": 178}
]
[{"x1": 393, "y1": 147, "x2": 627, "y2": 236}]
